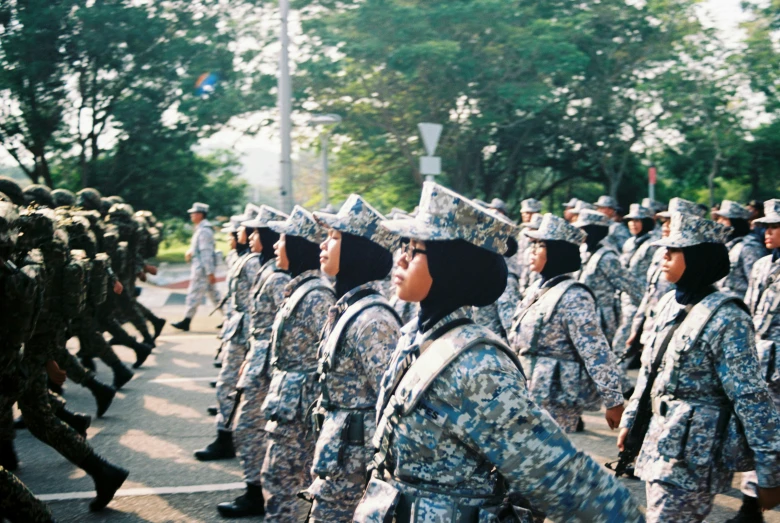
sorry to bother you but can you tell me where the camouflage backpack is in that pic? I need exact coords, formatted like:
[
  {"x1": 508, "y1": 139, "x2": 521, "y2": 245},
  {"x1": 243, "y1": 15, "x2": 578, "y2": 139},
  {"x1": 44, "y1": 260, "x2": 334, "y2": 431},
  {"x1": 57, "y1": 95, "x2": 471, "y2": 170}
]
[
  {"x1": 89, "y1": 252, "x2": 110, "y2": 306},
  {"x1": 62, "y1": 250, "x2": 89, "y2": 318}
]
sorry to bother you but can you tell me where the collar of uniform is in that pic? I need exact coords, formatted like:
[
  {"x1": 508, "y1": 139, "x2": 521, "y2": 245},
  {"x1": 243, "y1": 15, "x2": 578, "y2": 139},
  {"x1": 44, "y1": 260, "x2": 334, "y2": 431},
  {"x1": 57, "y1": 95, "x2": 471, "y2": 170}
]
[
  {"x1": 198, "y1": 219, "x2": 212, "y2": 230},
  {"x1": 416, "y1": 306, "x2": 471, "y2": 355},
  {"x1": 283, "y1": 269, "x2": 325, "y2": 298},
  {"x1": 726, "y1": 236, "x2": 745, "y2": 249}
]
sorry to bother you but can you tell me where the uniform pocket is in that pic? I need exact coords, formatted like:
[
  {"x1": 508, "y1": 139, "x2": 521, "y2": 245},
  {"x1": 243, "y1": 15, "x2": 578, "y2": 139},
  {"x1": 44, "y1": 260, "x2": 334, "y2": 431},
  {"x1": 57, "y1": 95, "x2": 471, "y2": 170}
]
[
  {"x1": 353, "y1": 477, "x2": 400, "y2": 523},
  {"x1": 656, "y1": 401, "x2": 693, "y2": 460},
  {"x1": 683, "y1": 405, "x2": 720, "y2": 467},
  {"x1": 311, "y1": 410, "x2": 349, "y2": 478},
  {"x1": 724, "y1": 415, "x2": 755, "y2": 472},
  {"x1": 260, "y1": 371, "x2": 306, "y2": 422},
  {"x1": 410, "y1": 496, "x2": 456, "y2": 522}
]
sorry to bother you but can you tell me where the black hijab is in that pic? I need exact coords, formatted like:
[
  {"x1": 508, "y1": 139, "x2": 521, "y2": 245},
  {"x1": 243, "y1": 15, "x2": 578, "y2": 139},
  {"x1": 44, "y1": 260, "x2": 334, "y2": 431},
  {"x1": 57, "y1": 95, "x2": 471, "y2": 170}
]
[
  {"x1": 285, "y1": 234, "x2": 321, "y2": 278},
  {"x1": 258, "y1": 227, "x2": 280, "y2": 266},
  {"x1": 418, "y1": 239, "x2": 509, "y2": 333},
  {"x1": 335, "y1": 232, "x2": 393, "y2": 299},
  {"x1": 539, "y1": 240, "x2": 582, "y2": 283},
  {"x1": 234, "y1": 231, "x2": 250, "y2": 256},
  {"x1": 728, "y1": 218, "x2": 750, "y2": 240},
  {"x1": 674, "y1": 242, "x2": 730, "y2": 305},
  {"x1": 582, "y1": 224, "x2": 609, "y2": 253}
]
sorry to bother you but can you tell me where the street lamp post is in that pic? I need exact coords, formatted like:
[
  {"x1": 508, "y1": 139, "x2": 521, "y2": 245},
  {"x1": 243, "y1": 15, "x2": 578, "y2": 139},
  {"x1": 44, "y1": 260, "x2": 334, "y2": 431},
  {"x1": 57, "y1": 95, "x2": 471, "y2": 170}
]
[
  {"x1": 278, "y1": 0, "x2": 294, "y2": 213},
  {"x1": 309, "y1": 114, "x2": 342, "y2": 208}
]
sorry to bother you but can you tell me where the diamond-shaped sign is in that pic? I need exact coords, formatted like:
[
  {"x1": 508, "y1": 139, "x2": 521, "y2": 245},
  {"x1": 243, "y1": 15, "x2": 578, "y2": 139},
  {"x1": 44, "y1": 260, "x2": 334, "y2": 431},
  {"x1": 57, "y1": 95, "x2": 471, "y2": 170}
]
[{"x1": 418, "y1": 123, "x2": 443, "y2": 157}]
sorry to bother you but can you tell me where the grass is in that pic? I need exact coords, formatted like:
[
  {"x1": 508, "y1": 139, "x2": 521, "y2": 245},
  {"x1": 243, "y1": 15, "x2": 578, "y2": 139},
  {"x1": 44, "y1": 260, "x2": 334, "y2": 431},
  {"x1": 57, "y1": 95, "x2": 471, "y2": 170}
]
[{"x1": 153, "y1": 235, "x2": 230, "y2": 264}]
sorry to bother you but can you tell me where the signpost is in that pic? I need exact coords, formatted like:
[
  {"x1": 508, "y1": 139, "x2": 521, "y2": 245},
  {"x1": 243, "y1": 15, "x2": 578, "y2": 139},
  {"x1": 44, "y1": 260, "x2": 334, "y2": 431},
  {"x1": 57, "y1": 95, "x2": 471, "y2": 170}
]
[
  {"x1": 648, "y1": 165, "x2": 657, "y2": 201},
  {"x1": 418, "y1": 123, "x2": 443, "y2": 182}
]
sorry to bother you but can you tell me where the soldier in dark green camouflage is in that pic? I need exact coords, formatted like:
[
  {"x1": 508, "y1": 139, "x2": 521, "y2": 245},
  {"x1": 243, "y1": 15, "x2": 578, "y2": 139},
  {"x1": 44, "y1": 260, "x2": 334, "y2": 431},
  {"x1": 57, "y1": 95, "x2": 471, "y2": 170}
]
[{"x1": 0, "y1": 467, "x2": 55, "y2": 523}]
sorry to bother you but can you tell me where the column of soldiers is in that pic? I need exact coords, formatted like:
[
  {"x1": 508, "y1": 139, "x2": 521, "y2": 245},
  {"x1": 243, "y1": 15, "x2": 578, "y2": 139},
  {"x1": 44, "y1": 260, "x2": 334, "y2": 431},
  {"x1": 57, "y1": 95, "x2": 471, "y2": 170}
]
[{"x1": 0, "y1": 177, "x2": 167, "y2": 522}]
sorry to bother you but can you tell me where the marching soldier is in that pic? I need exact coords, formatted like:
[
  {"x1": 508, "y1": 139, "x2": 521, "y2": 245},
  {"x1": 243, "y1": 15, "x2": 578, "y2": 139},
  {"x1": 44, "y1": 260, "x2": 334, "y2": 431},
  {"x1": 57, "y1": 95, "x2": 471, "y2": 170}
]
[
  {"x1": 355, "y1": 182, "x2": 643, "y2": 522},
  {"x1": 714, "y1": 200, "x2": 767, "y2": 298},
  {"x1": 172, "y1": 202, "x2": 222, "y2": 331},
  {"x1": 301, "y1": 195, "x2": 400, "y2": 522},
  {"x1": 618, "y1": 212, "x2": 780, "y2": 522}
]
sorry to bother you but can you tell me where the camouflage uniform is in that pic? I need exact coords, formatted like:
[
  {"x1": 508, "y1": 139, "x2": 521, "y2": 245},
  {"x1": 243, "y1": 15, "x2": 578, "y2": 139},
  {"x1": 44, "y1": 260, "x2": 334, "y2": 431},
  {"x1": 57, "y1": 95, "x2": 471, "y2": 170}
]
[
  {"x1": 715, "y1": 200, "x2": 767, "y2": 298},
  {"x1": 621, "y1": 213, "x2": 780, "y2": 523},
  {"x1": 355, "y1": 183, "x2": 644, "y2": 523},
  {"x1": 184, "y1": 203, "x2": 221, "y2": 319},
  {"x1": 516, "y1": 214, "x2": 542, "y2": 297},
  {"x1": 510, "y1": 214, "x2": 624, "y2": 432},
  {"x1": 471, "y1": 273, "x2": 518, "y2": 341},
  {"x1": 0, "y1": 467, "x2": 54, "y2": 523},
  {"x1": 595, "y1": 195, "x2": 631, "y2": 251}
]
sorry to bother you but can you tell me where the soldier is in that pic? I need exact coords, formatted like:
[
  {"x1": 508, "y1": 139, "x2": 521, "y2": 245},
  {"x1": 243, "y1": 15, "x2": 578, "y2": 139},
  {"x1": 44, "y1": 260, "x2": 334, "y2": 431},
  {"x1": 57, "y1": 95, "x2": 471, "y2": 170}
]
[
  {"x1": 300, "y1": 195, "x2": 400, "y2": 522},
  {"x1": 562, "y1": 197, "x2": 579, "y2": 222},
  {"x1": 22, "y1": 185, "x2": 55, "y2": 209},
  {"x1": 595, "y1": 195, "x2": 631, "y2": 250},
  {"x1": 51, "y1": 188, "x2": 76, "y2": 209},
  {"x1": 574, "y1": 210, "x2": 643, "y2": 346},
  {"x1": 194, "y1": 206, "x2": 263, "y2": 462},
  {"x1": 618, "y1": 212, "x2": 780, "y2": 522},
  {"x1": 509, "y1": 214, "x2": 625, "y2": 433},
  {"x1": 513, "y1": 198, "x2": 542, "y2": 298},
  {"x1": 0, "y1": 177, "x2": 25, "y2": 207},
  {"x1": 172, "y1": 202, "x2": 221, "y2": 331},
  {"x1": 613, "y1": 204, "x2": 658, "y2": 352},
  {"x1": 216, "y1": 205, "x2": 289, "y2": 518},
  {"x1": 517, "y1": 213, "x2": 543, "y2": 296},
  {"x1": 731, "y1": 199, "x2": 780, "y2": 522},
  {"x1": 354, "y1": 182, "x2": 643, "y2": 522},
  {"x1": 714, "y1": 200, "x2": 767, "y2": 298},
  {"x1": 259, "y1": 206, "x2": 335, "y2": 522}
]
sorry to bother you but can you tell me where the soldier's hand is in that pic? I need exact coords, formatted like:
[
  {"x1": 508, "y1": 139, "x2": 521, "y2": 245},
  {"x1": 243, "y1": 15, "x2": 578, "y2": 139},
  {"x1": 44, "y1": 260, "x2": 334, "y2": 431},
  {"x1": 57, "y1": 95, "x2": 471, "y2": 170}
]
[
  {"x1": 113, "y1": 280, "x2": 124, "y2": 295},
  {"x1": 138, "y1": 271, "x2": 147, "y2": 282},
  {"x1": 617, "y1": 427, "x2": 629, "y2": 451},
  {"x1": 185, "y1": 250, "x2": 193, "y2": 263},
  {"x1": 605, "y1": 404, "x2": 624, "y2": 430},
  {"x1": 625, "y1": 333, "x2": 636, "y2": 349},
  {"x1": 758, "y1": 486, "x2": 780, "y2": 511},
  {"x1": 45, "y1": 360, "x2": 67, "y2": 386},
  {"x1": 208, "y1": 273, "x2": 216, "y2": 285},
  {"x1": 145, "y1": 264, "x2": 158, "y2": 275}
]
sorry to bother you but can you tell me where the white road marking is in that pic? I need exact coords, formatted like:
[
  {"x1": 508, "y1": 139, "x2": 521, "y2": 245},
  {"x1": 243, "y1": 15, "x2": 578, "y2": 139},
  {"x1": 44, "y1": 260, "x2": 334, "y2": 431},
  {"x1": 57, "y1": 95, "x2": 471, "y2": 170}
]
[
  {"x1": 149, "y1": 377, "x2": 215, "y2": 383},
  {"x1": 156, "y1": 334, "x2": 220, "y2": 341},
  {"x1": 39, "y1": 482, "x2": 245, "y2": 501}
]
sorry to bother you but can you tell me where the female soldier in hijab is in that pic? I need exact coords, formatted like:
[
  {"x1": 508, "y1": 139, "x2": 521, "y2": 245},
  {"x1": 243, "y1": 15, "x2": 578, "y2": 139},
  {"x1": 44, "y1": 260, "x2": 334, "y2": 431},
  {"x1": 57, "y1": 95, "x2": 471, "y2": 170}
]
[
  {"x1": 714, "y1": 200, "x2": 767, "y2": 298},
  {"x1": 216, "y1": 205, "x2": 288, "y2": 518},
  {"x1": 355, "y1": 183, "x2": 643, "y2": 523},
  {"x1": 613, "y1": 204, "x2": 659, "y2": 353},
  {"x1": 574, "y1": 210, "x2": 643, "y2": 346},
  {"x1": 300, "y1": 195, "x2": 400, "y2": 522},
  {"x1": 510, "y1": 214, "x2": 625, "y2": 433},
  {"x1": 618, "y1": 212, "x2": 780, "y2": 522},
  {"x1": 258, "y1": 207, "x2": 335, "y2": 523}
]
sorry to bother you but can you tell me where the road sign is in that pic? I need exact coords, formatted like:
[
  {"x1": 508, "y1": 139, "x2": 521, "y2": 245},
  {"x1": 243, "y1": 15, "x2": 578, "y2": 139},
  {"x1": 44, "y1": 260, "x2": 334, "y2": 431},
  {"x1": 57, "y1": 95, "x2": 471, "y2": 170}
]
[
  {"x1": 420, "y1": 156, "x2": 441, "y2": 176},
  {"x1": 418, "y1": 123, "x2": 443, "y2": 157}
]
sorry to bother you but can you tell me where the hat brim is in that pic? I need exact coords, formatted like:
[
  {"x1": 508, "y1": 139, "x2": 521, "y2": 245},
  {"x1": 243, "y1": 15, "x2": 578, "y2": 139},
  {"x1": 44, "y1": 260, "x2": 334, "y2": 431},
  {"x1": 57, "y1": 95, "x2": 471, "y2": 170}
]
[
  {"x1": 311, "y1": 211, "x2": 342, "y2": 230},
  {"x1": 754, "y1": 215, "x2": 780, "y2": 225},
  {"x1": 187, "y1": 208, "x2": 205, "y2": 214},
  {"x1": 266, "y1": 220, "x2": 295, "y2": 236},
  {"x1": 651, "y1": 237, "x2": 703, "y2": 248},
  {"x1": 657, "y1": 211, "x2": 671, "y2": 218},
  {"x1": 380, "y1": 217, "x2": 458, "y2": 242},
  {"x1": 712, "y1": 210, "x2": 750, "y2": 221},
  {"x1": 624, "y1": 213, "x2": 650, "y2": 220},
  {"x1": 241, "y1": 218, "x2": 273, "y2": 229}
]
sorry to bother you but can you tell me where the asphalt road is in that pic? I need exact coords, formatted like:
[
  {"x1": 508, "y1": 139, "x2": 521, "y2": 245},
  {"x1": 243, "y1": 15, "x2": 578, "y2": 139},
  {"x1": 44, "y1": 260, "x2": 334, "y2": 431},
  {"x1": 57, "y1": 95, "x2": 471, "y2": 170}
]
[{"x1": 10, "y1": 298, "x2": 780, "y2": 522}]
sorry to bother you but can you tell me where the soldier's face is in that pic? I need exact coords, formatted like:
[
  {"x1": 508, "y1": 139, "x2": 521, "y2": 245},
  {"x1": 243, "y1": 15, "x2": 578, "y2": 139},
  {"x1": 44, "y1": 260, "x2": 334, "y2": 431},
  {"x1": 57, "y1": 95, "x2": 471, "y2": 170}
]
[
  {"x1": 662, "y1": 248, "x2": 686, "y2": 283},
  {"x1": 661, "y1": 219, "x2": 671, "y2": 238},
  {"x1": 597, "y1": 206, "x2": 615, "y2": 219},
  {"x1": 765, "y1": 224, "x2": 780, "y2": 249},
  {"x1": 190, "y1": 212, "x2": 204, "y2": 224},
  {"x1": 393, "y1": 239, "x2": 432, "y2": 303},
  {"x1": 237, "y1": 226, "x2": 248, "y2": 245},
  {"x1": 274, "y1": 234, "x2": 289, "y2": 270},
  {"x1": 521, "y1": 212, "x2": 534, "y2": 224},
  {"x1": 249, "y1": 229, "x2": 262, "y2": 253},
  {"x1": 627, "y1": 219, "x2": 643, "y2": 236},
  {"x1": 228, "y1": 233, "x2": 237, "y2": 250},
  {"x1": 320, "y1": 229, "x2": 341, "y2": 277},
  {"x1": 529, "y1": 241, "x2": 547, "y2": 273},
  {"x1": 716, "y1": 216, "x2": 731, "y2": 227},
  {"x1": 563, "y1": 209, "x2": 575, "y2": 222}
]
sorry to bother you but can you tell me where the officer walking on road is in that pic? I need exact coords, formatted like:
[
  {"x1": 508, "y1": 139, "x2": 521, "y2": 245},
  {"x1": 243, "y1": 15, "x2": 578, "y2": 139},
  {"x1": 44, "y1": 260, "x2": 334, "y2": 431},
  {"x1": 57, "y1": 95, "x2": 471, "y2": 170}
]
[{"x1": 173, "y1": 202, "x2": 221, "y2": 331}]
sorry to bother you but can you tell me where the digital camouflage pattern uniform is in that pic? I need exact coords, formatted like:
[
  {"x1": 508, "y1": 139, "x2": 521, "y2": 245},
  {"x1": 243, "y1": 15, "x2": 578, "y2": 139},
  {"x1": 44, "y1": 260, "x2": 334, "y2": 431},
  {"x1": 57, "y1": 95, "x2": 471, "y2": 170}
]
[
  {"x1": 516, "y1": 213, "x2": 542, "y2": 298},
  {"x1": 621, "y1": 213, "x2": 780, "y2": 523},
  {"x1": 355, "y1": 183, "x2": 644, "y2": 523},
  {"x1": 184, "y1": 202, "x2": 221, "y2": 319},
  {"x1": 739, "y1": 199, "x2": 780, "y2": 498},
  {"x1": 511, "y1": 214, "x2": 624, "y2": 432},
  {"x1": 302, "y1": 195, "x2": 402, "y2": 522},
  {"x1": 595, "y1": 196, "x2": 631, "y2": 251},
  {"x1": 260, "y1": 207, "x2": 334, "y2": 523},
  {"x1": 715, "y1": 200, "x2": 767, "y2": 298},
  {"x1": 575, "y1": 210, "x2": 643, "y2": 346}
]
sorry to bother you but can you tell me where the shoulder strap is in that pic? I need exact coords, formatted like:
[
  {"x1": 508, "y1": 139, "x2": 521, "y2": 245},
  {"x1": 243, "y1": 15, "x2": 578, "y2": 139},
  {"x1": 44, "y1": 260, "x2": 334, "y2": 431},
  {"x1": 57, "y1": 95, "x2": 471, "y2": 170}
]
[
  {"x1": 541, "y1": 280, "x2": 594, "y2": 322},
  {"x1": 269, "y1": 276, "x2": 334, "y2": 359},
  {"x1": 395, "y1": 323, "x2": 525, "y2": 416},
  {"x1": 581, "y1": 247, "x2": 609, "y2": 280}
]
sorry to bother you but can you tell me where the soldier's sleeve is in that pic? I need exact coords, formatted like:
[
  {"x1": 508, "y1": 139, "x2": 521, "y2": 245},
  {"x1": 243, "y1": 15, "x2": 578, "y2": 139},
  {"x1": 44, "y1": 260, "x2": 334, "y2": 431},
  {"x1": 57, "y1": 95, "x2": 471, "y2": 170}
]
[
  {"x1": 198, "y1": 226, "x2": 217, "y2": 275},
  {"x1": 253, "y1": 274, "x2": 290, "y2": 341},
  {"x1": 352, "y1": 308, "x2": 401, "y2": 395},
  {"x1": 299, "y1": 288, "x2": 335, "y2": 342},
  {"x1": 496, "y1": 273, "x2": 520, "y2": 334},
  {"x1": 744, "y1": 259, "x2": 763, "y2": 313},
  {"x1": 431, "y1": 347, "x2": 643, "y2": 523},
  {"x1": 603, "y1": 254, "x2": 643, "y2": 305},
  {"x1": 629, "y1": 292, "x2": 648, "y2": 339},
  {"x1": 561, "y1": 287, "x2": 624, "y2": 409},
  {"x1": 711, "y1": 304, "x2": 780, "y2": 488}
]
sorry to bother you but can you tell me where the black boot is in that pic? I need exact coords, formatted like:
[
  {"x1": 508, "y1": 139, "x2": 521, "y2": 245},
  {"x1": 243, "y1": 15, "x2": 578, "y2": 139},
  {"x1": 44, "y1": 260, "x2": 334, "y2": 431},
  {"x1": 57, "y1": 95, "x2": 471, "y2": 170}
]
[
  {"x1": 48, "y1": 377, "x2": 63, "y2": 395},
  {"x1": 111, "y1": 362, "x2": 134, "y2": 390},
  {"x1": 214, "y1": 360, "x2": 223, "y2": 369},
  {"x1": 171, "y1": 318, "x2": 191, "y2": 332},
  {"x1": 151, "y1": 316, "x2": 166, "y2": 340},
  {"x1": 725, "y1": 495, "x2": 763, "y2": 523},
  {"x1": 13, "y1": 416, "x2": 25, "y2": 430},
  {"x1": 194, "y1": 429, "x2": 235, "y2": 461},
  {"x1": 575, "y1": 417, "x2": 585, "y2": 432},
  {"x1": 84, "y1": 377, "x2": 116, "y2": 417},
  {"x1": 80, "y1": 356, "x2": 97, "y2": 372},
  {"x1": 210, "y1": 380, "x2": 217, "y2": 388},
  {"x1": 217, "y1": 483, "x2": 265, "y2": 518},
  {"x1": 207, "y1": 406, "x2": 218, "y2": 416},
  {"x1": 0, "y1": 440, "x2": 18, "y2": 471},
  {"x1": 143, "y1": 334, "x2": 156, "y2": 349},
  {"x1": 80, "y1": 452, "x2": 129, "y2": 512},
  {"x1": 131, "y1": 341, "x2": 153, "y2": 369},
  {"x1": 56, "y1": 408, "x2": 92, "y2": 438}
]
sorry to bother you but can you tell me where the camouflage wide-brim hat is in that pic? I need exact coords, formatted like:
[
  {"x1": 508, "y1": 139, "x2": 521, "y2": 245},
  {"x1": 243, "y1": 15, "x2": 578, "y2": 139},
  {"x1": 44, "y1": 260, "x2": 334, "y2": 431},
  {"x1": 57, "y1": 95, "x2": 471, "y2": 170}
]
[
  {"x1": 221, "y1": 215, "x2": 245, "y2": 234},
  {"x1": 657, "y1": 197, "x2": 706, "y2": 219},
  {"x1": 313, "y1": 194, "x2": 396, "y2": 250},
  {"x1": 754, "y1": 199, "x2": 780, "y2": 225},
  {"x1": 524, "y1": 213, "x2": 586, "y2": 245},
  {"x1": 570, "y1": 201, "x2": 596, "y2": 215},
  {"x1": 713, "y1": 200, "x2": 751, "y2": 221},
  {"x1": 267, "y1": 205, "x2": 327, "y2": 244},
  {"x1": 642, "y1": 198, "x2": 666, "y2": 213},
  {"x1": 594, "y1": 195, "x2": 618, "y2": 209},
  {"x1": 380, "y1": 182, "x2": 516, "y2": 256},
  {"x1": 624, "y1": 204, "x2": 654, "y2": 220},
  {"x1": 652, "y1": 212, "x2": 731, "y2": 248},
  {"x1": 562, "y1": 198, "x2": 579, "y2": 209},
  {"x1": 242, "y1": 205, "x2": 288, "y2": 229},
  {"x1": 520, "y1": 198, "x2": 542, "y2": 213},
  {"x1": 573, "y1": 209, "x2": 611, "y2": 228}
]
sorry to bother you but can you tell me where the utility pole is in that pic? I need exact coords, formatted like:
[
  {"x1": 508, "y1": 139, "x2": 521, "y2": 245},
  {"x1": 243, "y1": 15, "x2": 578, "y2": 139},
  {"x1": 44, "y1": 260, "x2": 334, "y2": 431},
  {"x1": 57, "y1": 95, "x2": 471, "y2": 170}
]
[
  {"x1": 309, "y1": 114, "x2": 342, "y2": 209},
  {"x1": 278, "y1": 0, "x2": 294, "y2": 213}
]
